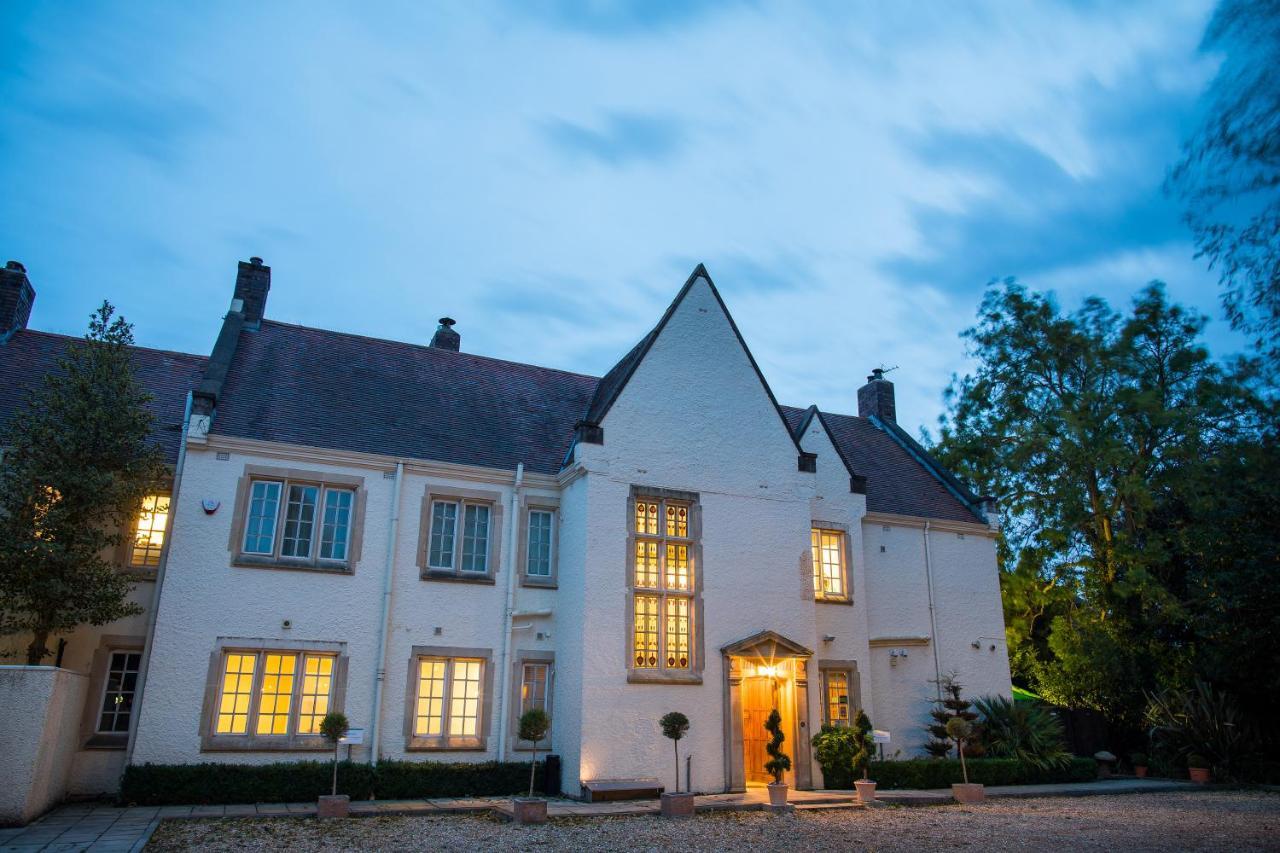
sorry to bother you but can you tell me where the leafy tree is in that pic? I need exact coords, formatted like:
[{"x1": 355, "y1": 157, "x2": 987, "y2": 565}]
[
  {"x1": 519, "y1": 708, "x2": 551, "y2": 797},
  {"x1": 659, "y1": 711, "x2": 689, "y2": 794},
  {"x1": 0, "y1": 303, "x2": 166, "y2": 664},
  {"x1": 763, "y1": 709, "x2": 791, "y2": 784},
  {"x1": 1169, "y1": 0, "x2": 1280, "y2": 371}
]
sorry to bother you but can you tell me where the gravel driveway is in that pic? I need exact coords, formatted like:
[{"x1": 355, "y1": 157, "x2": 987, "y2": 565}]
[{"x1": 146, "y1": 790, "x2": 1279, "y2": 852}]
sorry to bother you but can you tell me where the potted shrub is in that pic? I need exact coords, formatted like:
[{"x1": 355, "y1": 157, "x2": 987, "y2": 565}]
[
  {"x1": 764, "y1": 709, "x2": 792, "y2": 808},
  {"x1": 1187, "y1": 754, "x2": 1211, "y2": 784},
  {"x1": 317, "y1": 712, "x2": 350, "y2": 818},
  {"x1": 1130, "y1": 751, "x2": 1149, "y2": 778},
  {"x1": 946, "y1": 717, "x2": 984, "y2": 804},
  {"x1": 659, "y1": 711, "x2": 695, "y2": 819},
  {"x1": 513, "y1": 709, "x2": 551, "y2": 824},
  {"x1": 851, "y1": 710, "x2": 877, "y2": 804}
]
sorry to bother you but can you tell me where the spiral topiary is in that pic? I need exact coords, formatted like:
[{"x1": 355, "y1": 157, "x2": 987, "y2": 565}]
[{"x1": 764, "y1": 709, "x2": 791, "y2": 784}]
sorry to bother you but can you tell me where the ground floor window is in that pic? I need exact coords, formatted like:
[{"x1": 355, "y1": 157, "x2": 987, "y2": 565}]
[
  {"x1": 818, "y1": 661, "x2": 860, "y2": 728},
  {"x1": 405, "y1": 645, "x2": 493, "y2": 750},
  {"x1": 97, "y1": 651, "x2": 141, "y2": 734}
]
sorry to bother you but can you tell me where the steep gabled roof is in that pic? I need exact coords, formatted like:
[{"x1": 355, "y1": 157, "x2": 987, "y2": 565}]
[
  {"x1": 0, "y1": 329, "x2": 207, "y2": 465},
  {"x1": 581, "y1": 265, "x2": 805, "y2": 459}
]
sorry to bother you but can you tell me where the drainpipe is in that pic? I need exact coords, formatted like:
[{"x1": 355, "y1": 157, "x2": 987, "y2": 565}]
[
  {"x1": 369, "y1": 461, "x2": 405, "y2": 765},
  {"x1": 125, "y1": 391, "x2": 193, "y2": 767},
  {"x1": 923, "y1": 521, "x2": 943, "y2": 700},
  {"x1": 494, "y1": 462, "x2": 525, "y2": 761}
]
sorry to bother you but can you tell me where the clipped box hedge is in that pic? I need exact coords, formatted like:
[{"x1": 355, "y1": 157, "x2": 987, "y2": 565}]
[
  {"x1": 120, "y1": 759, "x2": 543, "y2": 806},
  {"x1": 864, "y1": 757, "x2": 1095, "y2": 790}
]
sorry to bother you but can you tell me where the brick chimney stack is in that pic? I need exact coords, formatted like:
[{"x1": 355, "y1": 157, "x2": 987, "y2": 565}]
[
  {"x1": 0, "y1": 261, "x2": 35, "y2": 337},
  {"x1": 857, "y1": 367, "x2": 896, "y2": 423},
  {"x1": 430, "y1": 317, "x2": 460, "y2": 351},
  {"x1": 233, "y1": 257, "x2": 271, "y2": 329}
]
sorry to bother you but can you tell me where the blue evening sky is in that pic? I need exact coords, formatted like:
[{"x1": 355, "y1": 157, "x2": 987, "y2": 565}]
[{"x1": 0, "y1": 1, "x2": 1237, "y2": 435}]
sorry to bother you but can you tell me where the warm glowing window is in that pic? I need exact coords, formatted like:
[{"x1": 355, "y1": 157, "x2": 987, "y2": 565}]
[
  {"x1": 812, "y1": 527, "x2": 847, "y2": 600},
  {"x1": 825, "y1": 670, "x2": 851, "y2": 726},
  {"x1": 242, "y1": 478, "x2": 355, "y2": 563},
  {"x1": 129, "y1": 494, "x2": 170, "y2": 567},
  {"x1": 427, "y1": 499, "x2": 492, "y2": 574},
  {"x1": 630, "y1": 494, "x2": 698, "y2": 675},
  {"x1": 520, "y1": 662, "x2": 549, "y2": 715},
  {"x1": 96, "y1": 651, "x2": 141, "y2": 734},
  {"x1": 413, "y1": 656, "x2": 486, "y2": 740},
  {"x1": 212, "y1": 649, "x2": 336, "y2": 739},
  {"x1": 526, "y1": 510, "x2": 554, "y2": 577}
]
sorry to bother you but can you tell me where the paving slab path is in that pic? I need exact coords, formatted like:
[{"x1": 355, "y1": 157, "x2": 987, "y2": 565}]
[{"x1": 0, "y1": 777, "x2": 1207, "y2": 852}]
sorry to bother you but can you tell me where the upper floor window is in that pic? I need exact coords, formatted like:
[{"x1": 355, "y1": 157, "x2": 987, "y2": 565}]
[
  {"x1": 128, "y1": 494, "x2": 170, "y2": 568},
  {"x1": 230, "y1": 466, "x2": 365, "y2": 572},
  {"x1": 811, "y1": 527, "x2": 849, "y2": 602},
  {"x1": 418, "y1": 488, "x2": 502, "y2": 583},
  {"x1": 628, "y1": 490, "x2": 702, "y2": 683},
  {"x1": 526, "y1": 510, "x2": 554, "y2": 577}
]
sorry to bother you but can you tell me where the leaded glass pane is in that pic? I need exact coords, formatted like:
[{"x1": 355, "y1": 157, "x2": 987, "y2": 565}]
[
  {"x1": 428, "y1": 501, "x2": 457, "y2": 568},
  {"x1": 812, "y1": 528, "x2": 845, "y2": 598},
  {"x1": 826, "y1": 671, "x2": 850, "y2": 726},
  {"x1": 216, "y1": 653, "x2": 256, "y2": 734},
  {"x1": 666, "y1": 597, "x2": 690, "y2": 669},
  {"x1": 665, "y1": 543, "x2": 690, "y2": 591},
  {"x1": 461, "y1": 505, "x2": 490, "y2": 573},
  {"x1": 634, "y1": 595, "x2": 659, "y2": 668},
  {"x1": 280, "y1": 485, "x2": 319, "y2": 558},
  {"x1": 415, "y1": 659, "x2": 447, "y2": 736},
  {"x1": 243, "y1": 481, "x2": 282, "y2": 554},
  {"x1": 449, "y1": 659, "x2": 483, "y2": 736},
  {"x1": 636, "y1": 501, "x2": 658, "y2": 535},
  {"x1": 97, "y1": 651, "x2": 141, "y2": 733},
  {"x1": 297, "y1": 655, "x2": 334, "y2": 734},
  {"x1": 635, "y1": 540, "x2": 659, "y2": 588},
  {"x1": 129, "y1": 494, "x2": 169, "y2": 567},
  {"x1": 527, "y1": 510, "x2": 553, "y2": 577},
  {"x1": 255, "y1": 653, "x2": 296, "y2": 735},
  {"x1": 319, "y1": 489, "x2": 353, "y2": 561}
]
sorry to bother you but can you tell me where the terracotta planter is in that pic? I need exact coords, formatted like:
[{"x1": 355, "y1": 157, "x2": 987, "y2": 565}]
[
  {"x1": 317, "y1": 794, "x2": 349, "y2": 819},
  {"x1": 1189, "y1": 767, "x2": 1211, "y2": 784},
  {"x1": 512, "y1": 797, "x2": 548, "y2": 824},
  {"x1": 660, "y1": 792, "x2": 696, "y2": 819},
  {"x1": 951, "y1": 783, "x2": 985, "y2": 804},
  {"x1": 854, "y1": 779, "x2": 877, "y2": 804},
  {"x1": 767, "y1": 782, "x2": 789, "y2": 808},
  {"x1": 1134, "y1": 765, "x2": 1148, "y2": 778}
]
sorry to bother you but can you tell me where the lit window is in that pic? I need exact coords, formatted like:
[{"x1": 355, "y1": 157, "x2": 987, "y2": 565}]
[
  {"x1": 297, "y1": 655, "x2": 334, "y2": 734},
  {"x1": 629, "y1": 493, "x2": 699, "y2": 678},
  {"x1": 812, "y1": 528, "x2": 847, "y2": 600},
  {"x1": 241, "y1": 478, "x2": 355, "y2": 564},
  {"x1": 255, "y1": 653, "x2": 296, "y2": 735},
  {"x1": 211, "y1": 649, "x2": 336, "y2": 740},
  {"x1": 216, "y1": 653, "x2": 257, "y2": 734},
  {"x1": 412, "y1": 656, "x2": 486, "y2": 742},
  {"x1": 526, "y1": 510, "x2": 554, "y2": 577},
  {"x1": 520, "y1": 662, "x2": 549, "y2": 716},
  {"x1": 129, "y1": 494, "x2": 170, "y2": 567},
  {"x1": 825, "y1": 670, "x2": 851, "y2": 726},
  {"x1": 97, "y1": 651, "x2": 141, "y2": 734}
]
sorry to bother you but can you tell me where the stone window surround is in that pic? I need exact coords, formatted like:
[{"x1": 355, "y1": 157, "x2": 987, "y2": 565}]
[
  {"x1": 625, "y1": 485, "x2": 705, "y2": 685},
  {"x1": 198, "y1": 637, "x2": 349, "y2": 753},
  {"x1": 811, "y1": 519, "x2": 853, "y2": 605},
  {"x1": 80, "y1": 634, "x2": 145, "y2": 750},
  {"x1": 817, "y1": 659, "x2": 862, "y2": 727},
  {"x1": 508, "y1": 649, "x2": 555, "y2": 751},
  {"x1": 226, "y1": 464, "x2": 367, "y2": 573},
  {"x1": 517, "y1": 495, "x2": 559, "y2": 589},
  {"x1": 403, "y1": 645, "x2": 495, "y2": 751},
  {"x1": 416, "y1": 486, "x2": 504, "y2": 585}
]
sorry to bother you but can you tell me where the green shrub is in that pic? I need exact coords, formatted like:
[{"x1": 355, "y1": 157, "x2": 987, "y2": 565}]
[
  {"x1": 867, "y1": 757, "x2": 1095, "y2": 789},
  {"x1": 974, "y1": 694, "x2": 1071, "y2": 770},
  {"x1": 120, "y1": 759, "x2": 543, "y2": 806},
  {"x1": 811, "y1": 725, "x2": 858, "y2": 789},
  {"x1": 1145, "y1": 680, "x2": 1257, "y2": 781}
]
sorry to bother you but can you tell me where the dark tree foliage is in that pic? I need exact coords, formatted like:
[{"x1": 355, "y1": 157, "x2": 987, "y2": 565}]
[
  {"x1": 932, "y1": 280, "x2": 1277, "y2": 753},
  {"x1": 1170, "y1": 0, "x2": 1280, "y2": 371},
  {"x1": 0, "y1": 303, "x2": 166, "y2": 664},
  {"x1": 925, "y1": 675, "x2": 982, "y2": 758}
]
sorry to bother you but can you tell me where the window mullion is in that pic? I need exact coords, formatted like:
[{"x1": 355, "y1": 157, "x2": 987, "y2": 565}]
[
  {"x1": 441, "y1": 659, "x2": 455, "y2": 735},
  {"x1": 246, "y1": 652, "x2": 266, "y2": 734},
  {"x1": 288, "y1": 653, "x2": 303, "y2": 737},
  {"x1": 273, "y1": 483, "x2": 289, "y2": 559}
]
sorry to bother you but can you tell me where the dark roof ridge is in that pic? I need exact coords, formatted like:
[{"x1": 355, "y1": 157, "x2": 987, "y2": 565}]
[
  {"x1": 4, "y1": 328, "x2": 208, "y2": 363},
  {"x1": 258, "y1": 319, "x2": 602, "y2": 382}
]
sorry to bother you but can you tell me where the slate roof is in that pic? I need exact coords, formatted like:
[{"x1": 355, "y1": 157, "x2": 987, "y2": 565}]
[
  {"x1": 208, "y1": 321, "x2": 599, "y2": 476},
  {"x1": 781, "y1": 405, "x2": 981, "y2": 523},
  {"x1": 0, "y1": 329, "x2": 208, "y2": 465}
]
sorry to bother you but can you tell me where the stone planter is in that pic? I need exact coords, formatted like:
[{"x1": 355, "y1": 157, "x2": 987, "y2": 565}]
[
  {"x1": 513, "y1": 797, "x2": 548, "y2": 824},
  {"x1": 317, "y1": 794, "x2": 349, "y2": 819},
  {"x1": 951, "y1": 783, "x2": 985, "y2": 804},
  {"x1": 1189, "y1": 767, "x2": 1211, "y2": 784},
  {"x1": 854, "y1": 779, "x2": 877, "y2": 804},
  {"x1": 660, "y1": 791, "x2": 696, "y2": 819},
  {"x1": 767, "y1": 782, "x2": 789, "y2": 808},
  {"x1": 1134, "y1": 765, "x2": 1148, "y2": 778}
]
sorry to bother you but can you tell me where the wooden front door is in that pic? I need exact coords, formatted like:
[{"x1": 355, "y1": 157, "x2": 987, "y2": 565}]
[{"x1": 742, "y1": 676, "x2": 778, "y2": 784}]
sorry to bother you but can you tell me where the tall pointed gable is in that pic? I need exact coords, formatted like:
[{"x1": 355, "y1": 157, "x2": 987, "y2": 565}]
[{"x1": 577, "y1": 264, "x2": 810, "y2": 468}]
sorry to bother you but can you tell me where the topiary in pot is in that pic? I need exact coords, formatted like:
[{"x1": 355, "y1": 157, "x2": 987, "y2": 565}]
[
  {"x1": 851, "y1": 710, "x2": 878, "y2": 803},
  {"x1": 764, "y1": 709, "x2": 792, "y2": 808},
  {"x1": 947, "y1": 717, "x2": 985, "y2": 804},
  {"x1": 318, "y1": 712, "x2": 350, "y2": 818},
  {"x1": 659, "y1": 712, "x2": 695, "y2": 819},
  {"x1": 1187, "y1": 754, "x2": 1211, "y2": 784},
  {"x1": 513, "y1": 709, "x2": 551, "y2": 824}
]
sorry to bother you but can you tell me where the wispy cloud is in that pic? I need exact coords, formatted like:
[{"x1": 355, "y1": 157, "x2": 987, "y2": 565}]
[{"x1": 539, "y1": 112, "x2": 686, "y2": 167}]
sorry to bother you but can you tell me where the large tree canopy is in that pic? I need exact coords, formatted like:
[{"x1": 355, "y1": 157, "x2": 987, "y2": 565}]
[{"x1": 0, "y1": 303, "x2": 166, "y2": 664}]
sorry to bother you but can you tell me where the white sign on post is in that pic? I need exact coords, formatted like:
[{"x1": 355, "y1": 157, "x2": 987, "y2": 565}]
[
  {"x1": 873, "y1": 730, "x2": 891, "y2": 745},
  {"x1": 340, "y1": 728, "x2": 365, "y2": 745}
]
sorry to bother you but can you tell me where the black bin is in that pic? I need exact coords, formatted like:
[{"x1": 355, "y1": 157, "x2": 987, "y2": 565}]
[{"x1": 542, "y1": 754, "x2": 561, "y2": 797}]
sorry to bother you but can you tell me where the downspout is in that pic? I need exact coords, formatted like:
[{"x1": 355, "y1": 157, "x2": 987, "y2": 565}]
[
  {"x1": 923, "y1": 520, "x2": 943, "y2": 700},
  {"x1": 125, "y1": 390, "x2": 193, "y2": 766},
  {"x1": 495, "y1": 462, "x2": 525, "y2": 762},
  {"x1": 369, "y1": 461, "x2": 404, "y2": 766}
]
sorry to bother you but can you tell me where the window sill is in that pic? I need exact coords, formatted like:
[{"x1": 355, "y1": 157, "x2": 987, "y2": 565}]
[
  {"x1": 84, "y1": 734, "x2": 128, "y2": 750},
  {"x1": 815, "y1": 596, "x2": 854, "y2": 606},
  {"x1": 420, "y1": 570, "x2": 496, "y2": 585},
  {"x1": 232, "y1": 555, "x2": 353, "y2": 575},
  {"x1": 200, "y1": 737, "x2": 331, "y2": 753},
  {"x1": 406, "y1": 737, "x2": 487, "y2": 752},
  {"x1": 519, "y1": 575, "x2": 557, "y2": 589},
  {"x1": 627, "y1": 670, "x2": 703, "y2": 685}
]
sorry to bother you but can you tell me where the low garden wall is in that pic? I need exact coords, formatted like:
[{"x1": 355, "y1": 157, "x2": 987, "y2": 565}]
[{"x1": 0, "y1": 666, "x2": 88, "y2": 826}]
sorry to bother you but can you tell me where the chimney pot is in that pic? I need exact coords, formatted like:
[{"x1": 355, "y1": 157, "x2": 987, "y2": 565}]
[
  {"x1": 6, "y1": 260, "x2": 26, "y2": 273},
  {"x1": 857, "y1": 367, "x2": 896, "y2": 423},
  {"x1": 430, "y1": 317, "x2": 461, "y2": 351},
  {"x1": 250, "y1": 256, "x2": 264, "y2": 266}
]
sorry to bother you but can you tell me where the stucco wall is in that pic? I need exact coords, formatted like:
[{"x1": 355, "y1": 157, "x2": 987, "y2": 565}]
[{"x1": 0, "y1": 667, "x2": 87, "y2": 826}]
